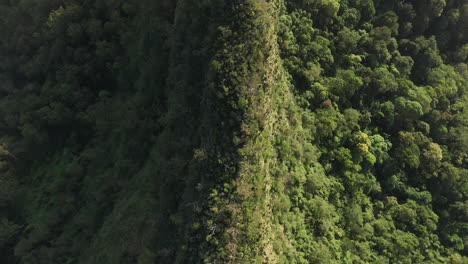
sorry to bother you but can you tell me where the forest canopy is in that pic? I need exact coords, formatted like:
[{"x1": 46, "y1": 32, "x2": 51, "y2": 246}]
[{"x1": 0, "y1": 0, "x2": 466, "y2": 263}]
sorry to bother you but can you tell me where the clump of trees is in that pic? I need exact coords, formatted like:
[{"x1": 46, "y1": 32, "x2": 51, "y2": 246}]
[{"x1": 0, "y1": 0, "x2": 466, "y2": 263}]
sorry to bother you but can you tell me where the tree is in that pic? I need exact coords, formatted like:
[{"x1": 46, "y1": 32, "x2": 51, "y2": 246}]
[
  {"x1": 353, "y1": 0, "x2": 375, "y2": 21},
  {"x1": 328, "y1": 69, "x2": 363, "y2": 104},
  {"x1": 427, "y1": 64, "x2": 463, "y2": 98},
  {"x1": 407, "y1": 85, "x2": 432, "y2": 114},
  {"x1": 422, "y1": 142, "x2": 443, "y2": 171},
  {"x1": 314, "y1": 108, "x2": 344, "y2": 142},
  {"x1": 369, "y1": 134, "x2": 392, "y2": 164},
  {"x1": 371, "y1": 67, "x2": 398, "y2": 94},
  {"x1": 304, "y1": 0, "x2": 340, "y2": 17},
  {"x1": 375, "y1": 11, "x2": 399, "y2": 35},
  {"x1": 369, "y1": 27, "x2": 393, "y2": 63},
  {"x1": 335, "y1": 28, "x2": 361, "y2": 53},
  {"x1": 395, "y1": 97, "x2": 424, "y2": 120},
  {"x1": 430, "y1": 0, "x2": 447, "y2": 17},
  {"x1": 393, "y1": 55, "x2": 414, "y2": 77},
  {"x1": 396, "y1": 132, "x2": 422, "y2": 168}
]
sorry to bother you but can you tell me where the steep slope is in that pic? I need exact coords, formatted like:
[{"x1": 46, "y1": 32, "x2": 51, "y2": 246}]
[{"x1": 0, "y1": 0, "x2": 466, "y2": 263}]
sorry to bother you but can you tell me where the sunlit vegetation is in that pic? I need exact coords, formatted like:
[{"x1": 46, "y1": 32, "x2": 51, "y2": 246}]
[{"x1": 0, "y1": 0, "x2": 466, "y2": 263}]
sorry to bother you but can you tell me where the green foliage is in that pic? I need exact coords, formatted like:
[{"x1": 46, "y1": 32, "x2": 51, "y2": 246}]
[
  {"x1": 372, "y1": 66, "x2": 398, "y2": 93},
  {"x1": 0, "y1": 218, "x2": 19, "y2": 248},
  {"x1": 327, "y1": 69, "x2": 363, "y2": 106},
  {"x1": 0, "y1": 0, "x2": 466, "y2": 263},
  {"x1": 353, "y1": 0, "x2": 376, "y2": 21},
  {"x1": 376, "y1": 11, "x2": 399, "y2": 35},
  {"x1": 369, "y1": 134, "x2": 392, "y2": 164},
  {"x1": 395, "y1": 97, "x2": 424, "y2": 120},
  {"x1": 304, "y1": 0, "x2": 340, "y2": 17}
]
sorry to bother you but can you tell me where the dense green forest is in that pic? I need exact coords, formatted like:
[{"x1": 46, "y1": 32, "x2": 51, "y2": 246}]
[{"x1": 0, "y1": 0, "x2": 466, "y2": 263}]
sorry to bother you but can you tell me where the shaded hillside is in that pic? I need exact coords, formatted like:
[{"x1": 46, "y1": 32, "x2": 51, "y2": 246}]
[{"x1": 0, "y1": 0, "x2": 466, "y2": 263}]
